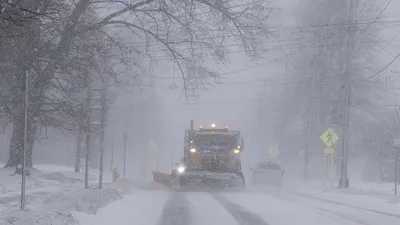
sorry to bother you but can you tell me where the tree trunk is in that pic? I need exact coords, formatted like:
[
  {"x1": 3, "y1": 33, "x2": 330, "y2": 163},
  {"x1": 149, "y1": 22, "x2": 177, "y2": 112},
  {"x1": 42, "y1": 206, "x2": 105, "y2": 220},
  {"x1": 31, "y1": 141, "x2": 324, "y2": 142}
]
[
  {"x1": 379, "y1": 149, "x2": 384, "y2": 183},
  {"x1": 75, "y1": 125, "x2": 84, "y2": 173},
  {"x1": 26, "y1": 122, "x2": 37, "y2": 168},
  {"x1": 5, "y1": 119, "x2": 24, "y2": 168},
  {"x1": 5, "y1": 113, "x2": 37, "y2": 168}
]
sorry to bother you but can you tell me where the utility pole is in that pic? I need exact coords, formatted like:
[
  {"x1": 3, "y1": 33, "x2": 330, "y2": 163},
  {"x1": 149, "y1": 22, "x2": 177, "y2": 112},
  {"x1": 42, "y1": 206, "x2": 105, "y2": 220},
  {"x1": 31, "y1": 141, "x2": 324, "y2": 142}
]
[
  {"x1": 75, "y1": 103, "x2": 84, "y2": 173},
  {"x1": 110, "y1": 141, "x2": 114, "y2": 171},
  {"x1": 304, "y1": 56, "x2": 315, "y2": 181},
  {"x1": 99, "y1": 87, "x2": 106, "y2": 189},
  {"x1": 339, "y1": 0, "x2": 355, "y2": 189},
  {"x1": 20, "y1": 70, "x2": 29, "y2": 211},
  {"x1": 84, "y1": 88, "x2": 91, "y2": 189},
  {"x1": 262, "y1": 79, "x2": 268, "y2": 141},
  {"x1": 304, "y1": 10, "x2": 320, "y2": 181},
  {"x1": 123, "y1": 131, "x2": 127, "y2": 180},
  {"x1": 74, "y1": 126, "x2": 82, "y2": 173},
  {"x1": 388, "y1": 106, "x2": 400, "y2": 195},
  {"x1": 395, "y1": 149, "x2": 398, "y2": 195},
  {"x1": 284, "y1": 62, "x2": 288, "y2": 100}
]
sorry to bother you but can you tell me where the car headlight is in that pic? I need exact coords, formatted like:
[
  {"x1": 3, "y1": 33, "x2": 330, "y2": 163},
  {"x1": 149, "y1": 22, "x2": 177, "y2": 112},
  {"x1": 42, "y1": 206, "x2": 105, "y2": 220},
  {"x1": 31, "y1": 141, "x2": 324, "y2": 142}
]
[
  {"x1": 177, "y1": 165, "x2": 185, "y2": 173},
  {"x1": 233, "y1": 149, "x2": 240, "y2": 154}
]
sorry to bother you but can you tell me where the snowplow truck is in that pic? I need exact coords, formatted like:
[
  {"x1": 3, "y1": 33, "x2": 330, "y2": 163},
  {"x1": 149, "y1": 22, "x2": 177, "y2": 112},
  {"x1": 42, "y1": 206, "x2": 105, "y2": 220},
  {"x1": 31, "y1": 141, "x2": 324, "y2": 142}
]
[{"x1": 171, "y1": 121, "x2": 245, "y2": 189}]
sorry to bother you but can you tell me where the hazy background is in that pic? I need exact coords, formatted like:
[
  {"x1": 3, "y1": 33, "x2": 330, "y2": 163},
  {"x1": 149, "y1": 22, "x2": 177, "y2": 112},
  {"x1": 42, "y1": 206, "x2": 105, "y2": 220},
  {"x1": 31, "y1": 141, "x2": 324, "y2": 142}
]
[{"x1": 1, "y1": 0, "x2": 400, "y2": 185}]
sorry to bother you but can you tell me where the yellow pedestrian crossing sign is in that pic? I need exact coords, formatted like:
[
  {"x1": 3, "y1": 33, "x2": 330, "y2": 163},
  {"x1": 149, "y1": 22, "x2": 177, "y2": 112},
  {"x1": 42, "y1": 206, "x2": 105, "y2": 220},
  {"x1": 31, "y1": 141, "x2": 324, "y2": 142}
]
[
  {"x1": 320, "y1": 128, "x2": 339, "y2": 147},
  {"x1": 268, "y1": 147, "x2": 279, "y2": 158},
  {"x1": 147, "y1": 141, "x2": 158, "y2": 152}
]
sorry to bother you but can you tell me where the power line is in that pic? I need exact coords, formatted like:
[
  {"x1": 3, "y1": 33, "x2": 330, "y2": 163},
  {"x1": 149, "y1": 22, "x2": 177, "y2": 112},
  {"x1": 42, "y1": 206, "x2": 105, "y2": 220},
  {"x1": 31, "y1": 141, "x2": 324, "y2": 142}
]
[
  {"x1": 119, "y1": 32, "x2": 400, "y2": 83},
  {"x1": 141, "y1": 48, "x2": 304, "y2": 80},
  {"x1": 220, "y1": 49, "x2": 303, "y2": 76},
  {"x1": 105, "y1": 16, "x2": 400, "y2": 47},
  {"x1": 358, "y1": 0, "x2": 393, "y2": 32},
  {"x1": 363, "y1": 52, "x2": 400, "y2": 81},
  {"x1": 123, "y1": 35, "x2": 400, "y2": 63},
  {"x1": 105, "y1": 4, "x2": 400, "y2": 85},
  {"x1": 360, "y1": 28, "x2": 400, "y2": 59},
  {"x1": 111, "y1": 77, "x2": 309, "y2": 92}
]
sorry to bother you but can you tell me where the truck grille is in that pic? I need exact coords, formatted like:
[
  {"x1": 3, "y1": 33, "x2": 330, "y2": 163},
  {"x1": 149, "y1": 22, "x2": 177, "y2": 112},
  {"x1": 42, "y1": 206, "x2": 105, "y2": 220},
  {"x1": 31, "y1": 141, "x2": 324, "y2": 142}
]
[{"x1": 201, "y1": 158, "x2": 226, "y2": 172}]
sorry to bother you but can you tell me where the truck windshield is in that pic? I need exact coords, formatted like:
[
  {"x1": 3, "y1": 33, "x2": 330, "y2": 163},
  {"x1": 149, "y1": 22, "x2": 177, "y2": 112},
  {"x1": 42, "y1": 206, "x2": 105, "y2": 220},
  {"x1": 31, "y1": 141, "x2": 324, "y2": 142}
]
[{"x1": 194, "y1": 134, "x2": 234, "y2": 150}]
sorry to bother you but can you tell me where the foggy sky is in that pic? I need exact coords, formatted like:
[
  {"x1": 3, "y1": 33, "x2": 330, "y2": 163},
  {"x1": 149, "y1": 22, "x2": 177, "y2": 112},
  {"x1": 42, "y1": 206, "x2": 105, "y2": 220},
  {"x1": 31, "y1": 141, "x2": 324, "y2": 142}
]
[{"x1": 2, "y1": 0, "x2": 399, "y2": 183}]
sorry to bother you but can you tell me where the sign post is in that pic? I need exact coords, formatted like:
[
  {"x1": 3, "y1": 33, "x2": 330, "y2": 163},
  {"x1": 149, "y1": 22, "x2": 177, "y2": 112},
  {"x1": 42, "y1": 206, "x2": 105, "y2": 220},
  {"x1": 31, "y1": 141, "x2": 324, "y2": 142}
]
[
  {"x1": 123, "y1": 132, "x2": 127, "y2": 180},
  {"x1": 395, "y1": 152, "x2": 398, "y2": 196},
  {"x1": 323, "y1": 148, "x2": 335, "y2": 186},
  {"x1": 320, "y1": 128, "x2": 339, "y2": 187},
  {"x1": 393, "y1": 138, "x2": 400, "y2": 195}
]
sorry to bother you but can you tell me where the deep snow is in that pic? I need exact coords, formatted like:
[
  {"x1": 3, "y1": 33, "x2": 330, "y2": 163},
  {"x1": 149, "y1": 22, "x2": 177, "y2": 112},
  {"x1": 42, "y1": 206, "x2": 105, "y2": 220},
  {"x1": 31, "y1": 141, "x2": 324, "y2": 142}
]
[
  {"x1": 0, "y1": 164, "x2": 131, "y2": 225},
  {"x1": 1, "y1": 165, "x2": 399, "y2": 225},
  {"x1": 72, "y1": 189, "x2": 169, "y2": 225},
  {"x1": 72, "y1": 182, "x2": 400, "y2": 225}
]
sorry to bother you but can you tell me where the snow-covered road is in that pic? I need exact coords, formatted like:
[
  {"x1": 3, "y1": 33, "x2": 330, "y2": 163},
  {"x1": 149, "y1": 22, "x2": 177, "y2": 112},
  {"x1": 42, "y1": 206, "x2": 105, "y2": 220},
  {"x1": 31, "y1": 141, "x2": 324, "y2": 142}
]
[{"x1": 73, "y1": 187, "x2": 400, "y2": 225}]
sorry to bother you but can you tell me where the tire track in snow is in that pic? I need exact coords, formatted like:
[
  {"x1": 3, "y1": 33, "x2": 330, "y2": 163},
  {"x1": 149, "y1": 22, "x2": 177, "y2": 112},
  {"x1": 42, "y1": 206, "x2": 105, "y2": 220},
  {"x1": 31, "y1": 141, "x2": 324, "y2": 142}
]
[
  {"x1": 292, "y1": 192, "x2": 400, "y2": 219},
  {"x1": 268, "y1": 193, "x2": 379, "y2": 225},
  {"x1": 157, "y1": 191, "x2": 192, "y2": 225},
  {"x1": 212, "y1": 193, "x2": 269, "y2": 225}
]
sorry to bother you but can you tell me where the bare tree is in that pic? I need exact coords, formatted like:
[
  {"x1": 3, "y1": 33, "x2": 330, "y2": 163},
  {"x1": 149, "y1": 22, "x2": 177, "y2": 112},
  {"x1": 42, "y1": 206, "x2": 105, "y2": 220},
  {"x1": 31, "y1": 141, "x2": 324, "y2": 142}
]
[
  {"x1": 0, "y1": 0, "x2": 55, "y2": 33},
  {"x1": 270, "y1": 0, "x2": 385, "y2": 160},
  {"x1": 3, "y1": 0, "x2": 277, "y2": 168},
  {"x1": 361, "y1": 110, "x2": 399, "y2": 182},
  {"x1": 1, "y1": 1, "x2": 127, "y2": 167},
  {"x1": 43, "y1": 0, "x2": 275, "y2": 98},
  {"x1": 0, "y1": 0, "x2": 57, "y2": 167}
]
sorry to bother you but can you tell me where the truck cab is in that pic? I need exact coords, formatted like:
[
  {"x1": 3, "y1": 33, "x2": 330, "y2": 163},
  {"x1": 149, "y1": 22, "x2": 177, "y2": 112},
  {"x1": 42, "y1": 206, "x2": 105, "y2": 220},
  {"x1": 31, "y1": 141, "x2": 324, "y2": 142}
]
[{"x1": 172, "y1": 122, "x2": 245, "y2": 189}]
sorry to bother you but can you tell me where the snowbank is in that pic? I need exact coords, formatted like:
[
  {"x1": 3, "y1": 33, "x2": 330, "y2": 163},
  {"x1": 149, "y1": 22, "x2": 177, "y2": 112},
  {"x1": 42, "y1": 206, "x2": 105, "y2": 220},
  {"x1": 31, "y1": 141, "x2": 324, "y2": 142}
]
[
  {"x1": 39, "y1": 188, "x2": 122, "y2": 213},
  {"x1": 1, "y1": 211, "x2": 79, "y2": 225},
  {"x1": 71, "y1": 189, "x2": 169, "y2": 225},
  {"x1": 1, "y1": 187, "x2": 126, "y2": 225},
  {"x1": 0, "y1": 164, "x2": 133, "y2": 225}
]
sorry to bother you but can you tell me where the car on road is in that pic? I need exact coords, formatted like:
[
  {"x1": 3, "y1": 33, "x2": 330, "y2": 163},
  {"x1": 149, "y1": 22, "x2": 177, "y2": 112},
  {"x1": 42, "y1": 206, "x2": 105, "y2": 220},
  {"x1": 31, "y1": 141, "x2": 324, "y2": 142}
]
[{"x1": 251, "y1": 160, "x2": 284, "y2": 187}]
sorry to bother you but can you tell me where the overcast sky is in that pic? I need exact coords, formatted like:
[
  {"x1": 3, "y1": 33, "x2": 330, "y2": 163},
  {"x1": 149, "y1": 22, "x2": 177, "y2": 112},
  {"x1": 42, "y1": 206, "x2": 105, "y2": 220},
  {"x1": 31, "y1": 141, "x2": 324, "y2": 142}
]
[{"x1": 4, "y1": 0, "x2": 399, "y2": 181}]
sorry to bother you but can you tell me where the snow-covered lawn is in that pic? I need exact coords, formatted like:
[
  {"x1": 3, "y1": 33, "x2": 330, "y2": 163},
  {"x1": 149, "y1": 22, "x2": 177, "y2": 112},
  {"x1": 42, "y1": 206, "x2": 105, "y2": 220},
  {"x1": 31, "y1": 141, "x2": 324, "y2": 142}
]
[
  {"x1": 268, "y1": 179, "x2": 400, "y2": 216},
  {"x1": 72, "y1": 189, "x2": 169, "y2": 225},
  {"x1": 0, "y1": 164, "x2": 131, "y2": 225},
  {"x1": 3, "y1": 166, "x2": 399, "y2": 225},
  {"x1": 0, "y1": 164, "x2": 112, "y2": 209},
  {"x1": 292, "y1": 180, "x2": 400, "y2": 201},
  {"x1": 223, "y1": 191, "x2": 400, "y2": 225}
]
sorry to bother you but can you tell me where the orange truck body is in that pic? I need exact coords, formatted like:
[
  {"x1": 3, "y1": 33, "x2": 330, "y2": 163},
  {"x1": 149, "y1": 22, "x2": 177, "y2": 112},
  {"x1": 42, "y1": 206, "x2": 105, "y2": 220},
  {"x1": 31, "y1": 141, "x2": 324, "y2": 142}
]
[{"x1": 152, "y1": 171, "x2": 172, "y2": 188}]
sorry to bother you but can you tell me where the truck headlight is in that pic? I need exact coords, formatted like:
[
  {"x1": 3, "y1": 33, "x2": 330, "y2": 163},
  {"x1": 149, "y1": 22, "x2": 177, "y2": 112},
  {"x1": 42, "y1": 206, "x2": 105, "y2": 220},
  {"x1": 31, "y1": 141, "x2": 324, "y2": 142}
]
[
  {"x1": 177, "y1": 165, "x2": 185, "y2": 173},
  {"x1": 233, "y1": 149, "x2": 240, "y2": 154}
]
